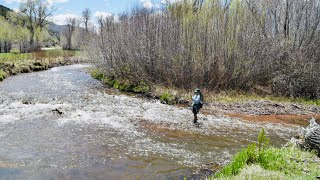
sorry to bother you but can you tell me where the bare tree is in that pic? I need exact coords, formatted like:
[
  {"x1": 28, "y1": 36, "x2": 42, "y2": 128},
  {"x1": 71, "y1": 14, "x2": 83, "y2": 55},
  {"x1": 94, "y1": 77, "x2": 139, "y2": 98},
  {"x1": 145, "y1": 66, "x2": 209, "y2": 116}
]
[
  {"x1": 63, "y1": 17, "x2": 77, "y2": 50},
  {"x1": 19, "y1": 0, "x2": 55, "y2": 50},
  {"x1": 85, "y1": 0, "x2": 320, "y2": 99},
  {"x1": 82, "y1": 8, "x2": 91, "y2": 33}
]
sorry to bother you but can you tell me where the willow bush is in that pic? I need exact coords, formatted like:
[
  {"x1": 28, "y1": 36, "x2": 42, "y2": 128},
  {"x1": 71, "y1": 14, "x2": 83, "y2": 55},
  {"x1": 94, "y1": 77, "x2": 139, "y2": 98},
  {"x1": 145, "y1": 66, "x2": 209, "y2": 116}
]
[{"x1": 86, "y1": 0, "x2": 320, "y2": 99}]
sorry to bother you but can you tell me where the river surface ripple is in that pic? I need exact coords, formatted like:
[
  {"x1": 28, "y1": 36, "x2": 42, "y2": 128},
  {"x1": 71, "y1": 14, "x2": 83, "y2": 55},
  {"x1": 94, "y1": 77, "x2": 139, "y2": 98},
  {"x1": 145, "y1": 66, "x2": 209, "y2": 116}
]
[{"x1": 0, "y1": 64, "x2": 300, "y2": 179}]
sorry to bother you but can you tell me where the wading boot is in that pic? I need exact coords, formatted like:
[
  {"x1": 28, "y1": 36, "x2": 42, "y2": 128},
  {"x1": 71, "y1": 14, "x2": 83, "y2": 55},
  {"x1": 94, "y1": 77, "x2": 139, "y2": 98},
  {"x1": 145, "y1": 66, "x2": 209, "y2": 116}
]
[{"x1": 193, "y1": 114, "x2": 198, "y2": 124}]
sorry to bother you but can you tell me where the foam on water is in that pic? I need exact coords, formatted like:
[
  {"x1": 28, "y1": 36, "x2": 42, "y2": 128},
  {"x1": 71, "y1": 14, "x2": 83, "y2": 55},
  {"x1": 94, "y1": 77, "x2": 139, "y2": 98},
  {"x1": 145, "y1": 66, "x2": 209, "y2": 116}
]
[
  {"x1": 0, "y1": 64, "x2": 301, "y2": 179},
  {"x1": 0, "y1": 114, "x2": 19, "y2": 124},
  {"x1": 0, "y1": 100, "x2": 72, "y2": 124}
]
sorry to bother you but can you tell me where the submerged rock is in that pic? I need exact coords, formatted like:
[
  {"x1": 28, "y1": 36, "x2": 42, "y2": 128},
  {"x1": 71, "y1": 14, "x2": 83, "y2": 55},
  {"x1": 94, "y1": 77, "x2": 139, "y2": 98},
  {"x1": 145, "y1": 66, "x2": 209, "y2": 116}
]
[{"x1": 52, "y1": 108, "x2": 63, "y2": 115}]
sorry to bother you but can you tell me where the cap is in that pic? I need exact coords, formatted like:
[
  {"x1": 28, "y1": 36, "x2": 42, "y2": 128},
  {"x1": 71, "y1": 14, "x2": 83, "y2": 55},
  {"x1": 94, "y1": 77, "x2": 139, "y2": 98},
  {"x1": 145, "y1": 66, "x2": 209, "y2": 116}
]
[{"x1": 194, "y1": 88, "x2": 200, "y2": 93}]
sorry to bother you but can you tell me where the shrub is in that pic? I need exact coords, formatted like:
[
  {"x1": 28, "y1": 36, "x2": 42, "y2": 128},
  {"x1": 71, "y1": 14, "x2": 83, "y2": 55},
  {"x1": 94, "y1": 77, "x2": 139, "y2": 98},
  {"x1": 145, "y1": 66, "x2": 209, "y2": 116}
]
[
  {"x1": 133, "y1": 81, "x2": 150, "y2": 93},
  {"x1": 90, "y1": 69, "x2": 105, "y2": 80},
  {"x1": 160, "y1": 92, "x2": 175, "y2": 105},
  {"x1": 215, "y1": 128, "x2": 269, "y2": 177},
  {"x1": 86, "y1": 0, "x2": 320, "y2": 99},
  {"x1": 0, "y1": 69, "x2": 8, "y2": 81},
  {"x1": 213, "y1": 129, "x2": 320, "y2": 179}
]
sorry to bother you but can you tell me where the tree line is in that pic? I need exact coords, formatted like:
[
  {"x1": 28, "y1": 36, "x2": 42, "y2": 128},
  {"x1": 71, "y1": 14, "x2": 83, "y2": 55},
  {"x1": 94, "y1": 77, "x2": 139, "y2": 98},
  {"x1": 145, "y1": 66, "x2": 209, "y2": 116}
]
[
  {"x1": 0, "y1": 0, "x2": 58, "y2": 53},
  {"x1": 0, "y1": 0, "x2": 88, "y2": 53},
  {"x1": 0, "y1": 14, "x2": 32, "y2": 53},
  {"x1": 85, "y1": 0, "x2": 320, "y2": 99}
]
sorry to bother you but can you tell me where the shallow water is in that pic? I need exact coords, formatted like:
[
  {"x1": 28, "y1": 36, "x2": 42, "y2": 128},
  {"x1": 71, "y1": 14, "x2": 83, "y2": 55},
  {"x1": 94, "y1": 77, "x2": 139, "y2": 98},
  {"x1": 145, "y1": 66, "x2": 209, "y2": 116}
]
[{"x1": 0, "y1": 64, "x2": 300, "y2": 179}]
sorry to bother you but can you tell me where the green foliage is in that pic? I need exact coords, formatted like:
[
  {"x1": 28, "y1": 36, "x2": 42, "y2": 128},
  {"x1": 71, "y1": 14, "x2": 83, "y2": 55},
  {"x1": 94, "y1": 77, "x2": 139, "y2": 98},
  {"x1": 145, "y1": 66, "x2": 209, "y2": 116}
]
[
  {"x1": 90, "y1": 68, "x2": 150, "y2": 93},
  {"x1": 0, "y1": 16, "x2": 14, "y2": 41},
  {"x1": 133, "y1": 81, "x2": 150, "y2": 93},
  {"x1": 113, "y1": 80, "x2": 120, "y2": 89},
  {"x1": 113, "y1": 80, "x2": 150, "y2": 93},
  {"x1": 90, "y1": 69, "x2": 105, "y2": 80},
  {"x1": 215, "y1": 143, "x2": 257, "y2": 177},
  {"x1": 0, "y1": 69, "x2": 8, "y2": 81},
  {"x1": 215, "y1": 128, "x2": 269, "y2": 177},
  {"x1": 246, "y1": 144, "x2": 257, "y2": 164},
  {"x1": 160, "y1": 92, "x2": 176, "y2": 105},
  {"x1": 257, "y1": 148, "x2": 286, "y2": 172},
  {"x1": 216, "y1": 148, "x2": 248, "y2": 176},
  {"x1": 0, "y1": 50, "x2": 78, "y2": 81},
  {"x1": 0, "y1": 53, "x2": 32, "y2": 61},
  {"x1": 119, "y1": 82, "x2": 134, "y2": 91},
  {"x1": 258, "y1": 128, "x2": 269, "y2": 152},
  {"x1": 213, "y1": 129, "x2": 320, "y2": 179}
]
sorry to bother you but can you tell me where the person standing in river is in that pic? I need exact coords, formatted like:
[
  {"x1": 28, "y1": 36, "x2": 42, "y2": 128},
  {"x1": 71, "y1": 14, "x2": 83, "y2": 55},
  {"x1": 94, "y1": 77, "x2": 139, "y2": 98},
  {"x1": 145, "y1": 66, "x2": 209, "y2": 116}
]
[{"x1": 192, "y1": 88, "x2": 203, "y2": 124}]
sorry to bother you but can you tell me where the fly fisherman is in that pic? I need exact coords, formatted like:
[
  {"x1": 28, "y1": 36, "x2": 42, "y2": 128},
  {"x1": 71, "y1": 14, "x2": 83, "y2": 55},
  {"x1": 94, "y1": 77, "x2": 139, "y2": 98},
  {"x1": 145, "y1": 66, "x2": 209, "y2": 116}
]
[{"x1": 192, "y1": 88, "x2": 203, "y2": 124}]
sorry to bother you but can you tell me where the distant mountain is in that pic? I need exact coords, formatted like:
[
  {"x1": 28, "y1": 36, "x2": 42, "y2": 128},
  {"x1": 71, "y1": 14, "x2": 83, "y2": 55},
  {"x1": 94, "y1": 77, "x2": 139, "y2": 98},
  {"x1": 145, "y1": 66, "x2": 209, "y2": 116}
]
[
  {"x1": 0, "y1": 4, "x2": 12, "y2": 18},
  {"x1": 49, "y1": 23, "x2": 66, "y2": 34}
]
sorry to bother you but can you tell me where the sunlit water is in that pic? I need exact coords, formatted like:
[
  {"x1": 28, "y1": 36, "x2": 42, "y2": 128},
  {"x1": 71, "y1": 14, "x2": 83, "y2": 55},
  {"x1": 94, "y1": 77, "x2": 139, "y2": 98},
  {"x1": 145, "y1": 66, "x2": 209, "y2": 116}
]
[{"x1": 0, "y1": 65, "x2": 300, "y2": 179}]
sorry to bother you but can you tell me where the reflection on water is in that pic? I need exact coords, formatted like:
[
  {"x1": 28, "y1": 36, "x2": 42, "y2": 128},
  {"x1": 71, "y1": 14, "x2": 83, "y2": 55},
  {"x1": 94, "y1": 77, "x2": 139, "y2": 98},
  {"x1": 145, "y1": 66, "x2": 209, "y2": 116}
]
[{"x1": 0, "y1": 65, "x2": 300, "y2": 179}]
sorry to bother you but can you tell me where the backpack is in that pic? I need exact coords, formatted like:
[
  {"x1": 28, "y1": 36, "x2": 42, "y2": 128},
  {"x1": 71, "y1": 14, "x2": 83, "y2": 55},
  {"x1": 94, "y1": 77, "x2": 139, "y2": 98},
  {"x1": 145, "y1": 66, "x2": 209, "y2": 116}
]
[{"x1": 199, "y1": 91, "x2": 204, "y2": 108}]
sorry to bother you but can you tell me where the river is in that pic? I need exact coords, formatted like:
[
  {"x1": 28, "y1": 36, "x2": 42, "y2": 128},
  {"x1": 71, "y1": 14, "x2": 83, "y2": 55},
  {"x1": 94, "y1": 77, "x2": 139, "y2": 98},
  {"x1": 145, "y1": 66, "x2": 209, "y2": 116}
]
[{"x1": 0, "y1": 64, "x2": 300, "y2": 179}]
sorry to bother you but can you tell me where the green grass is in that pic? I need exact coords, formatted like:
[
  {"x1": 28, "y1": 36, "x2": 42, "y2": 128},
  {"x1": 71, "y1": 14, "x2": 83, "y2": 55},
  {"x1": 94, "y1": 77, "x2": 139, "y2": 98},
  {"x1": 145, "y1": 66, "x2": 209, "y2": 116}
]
[
  {"x1": 203, "y1": 91, "x2": 320, "y2": 106},
  {"x1": 0, "y1": 69, "x2": 8, "y2": 81},
  {"x1": 0, "y1": 49, "x2": 81, "y2": 62},
  {"x1": 0, "y1": 49, "x2": 82, "y2": 81},
  {"x1": 0, "y1": 53, "x2": 32, "y2": 61},
  {"x1": 211, "y1": 129, "x2": 320, "y2": 180}
]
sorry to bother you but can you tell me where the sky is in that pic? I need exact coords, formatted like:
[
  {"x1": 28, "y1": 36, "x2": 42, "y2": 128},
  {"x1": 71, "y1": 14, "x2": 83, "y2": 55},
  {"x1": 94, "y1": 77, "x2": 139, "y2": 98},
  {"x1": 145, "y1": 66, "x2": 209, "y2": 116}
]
[{"x1": 0, "y1": 0, "x2": 182, "y2": 25}]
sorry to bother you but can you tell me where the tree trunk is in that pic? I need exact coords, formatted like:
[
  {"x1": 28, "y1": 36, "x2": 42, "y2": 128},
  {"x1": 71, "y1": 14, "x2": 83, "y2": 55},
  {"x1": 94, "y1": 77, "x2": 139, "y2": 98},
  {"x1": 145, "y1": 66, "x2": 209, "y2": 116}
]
[
  {"x1": 29, "y1": 28, "x2": 35, "y2": 51},
  {"x1": 284, "y1": 0, "x2": 290, "y2": 38}
]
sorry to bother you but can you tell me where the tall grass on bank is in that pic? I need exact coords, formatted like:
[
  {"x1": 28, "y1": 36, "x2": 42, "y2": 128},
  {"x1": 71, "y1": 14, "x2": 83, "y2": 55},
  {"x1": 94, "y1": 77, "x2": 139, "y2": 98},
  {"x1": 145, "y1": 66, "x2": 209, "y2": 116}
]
[
  {"x1": 85, "y1": 0, "x2": 320, "y2": 100},
  {"x1": 211, "y1": 129, "x2": 320, "y2": 180},
  {"x1": 0, "y1": 49, "x2": 81, "y2": 81},
  {"x1": 0, "y1": 49, "x2": 79, "y2": 62}
]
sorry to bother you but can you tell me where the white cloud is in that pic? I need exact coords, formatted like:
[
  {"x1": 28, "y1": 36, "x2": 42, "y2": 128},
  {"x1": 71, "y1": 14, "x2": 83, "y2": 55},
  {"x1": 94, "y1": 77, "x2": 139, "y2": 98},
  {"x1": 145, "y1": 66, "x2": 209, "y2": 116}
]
[
  {"x1": 49, "y1": 13, "x2": 79, "y2": 25},
  {"x1": 13, "y1": 8, "x2": 20, "y2": 13},
  {"x1": 94, "y1": 11, "x2": 112, "y2": 18},
  {"x1": 140, "y1": 0, "x2": 153, "y2": 9}
]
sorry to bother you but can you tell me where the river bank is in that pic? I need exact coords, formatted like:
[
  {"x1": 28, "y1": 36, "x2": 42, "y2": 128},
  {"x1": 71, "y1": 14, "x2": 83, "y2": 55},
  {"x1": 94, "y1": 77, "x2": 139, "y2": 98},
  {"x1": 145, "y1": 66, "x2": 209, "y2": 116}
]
[
  {"x1": 0, "y1": 50, "x2": 85, "y2": 81},
  {"x1": 0, "y1": 64, "x2": 303, "y2": 179},
  {"x1": 90, "y1": 69, "x2": 320, "y2": 127},
  {"x1": 89, "y1": 67, "x2": 320, "y2": 179}
]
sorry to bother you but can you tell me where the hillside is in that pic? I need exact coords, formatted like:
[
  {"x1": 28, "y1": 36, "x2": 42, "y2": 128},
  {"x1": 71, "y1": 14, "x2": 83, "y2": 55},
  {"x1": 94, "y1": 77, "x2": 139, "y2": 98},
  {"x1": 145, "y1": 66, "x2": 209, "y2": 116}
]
[
  {"x1": 0, "y1": 4, "x2": 64, "y2": 34},
  {"x1": 49, "y1": 23, "x2": 66, "y2": 34},
  {"x1": 0, "y1": 4, "x2": 11, "y2": 18}
]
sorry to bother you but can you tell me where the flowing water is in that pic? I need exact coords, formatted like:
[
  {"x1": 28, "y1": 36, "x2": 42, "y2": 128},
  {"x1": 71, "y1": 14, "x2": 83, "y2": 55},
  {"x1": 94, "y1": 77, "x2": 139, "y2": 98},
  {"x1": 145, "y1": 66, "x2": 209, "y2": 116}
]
[{"x1": 0, "y1": 64, "x2": 300, "y2": 179}]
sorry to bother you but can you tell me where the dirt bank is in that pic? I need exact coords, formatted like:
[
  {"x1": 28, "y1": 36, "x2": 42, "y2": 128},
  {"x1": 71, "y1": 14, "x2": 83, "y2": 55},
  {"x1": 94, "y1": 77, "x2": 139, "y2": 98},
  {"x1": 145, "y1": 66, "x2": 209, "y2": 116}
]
[{"x1": 201, "y1": 100, "x2": 320, "y2": 126}]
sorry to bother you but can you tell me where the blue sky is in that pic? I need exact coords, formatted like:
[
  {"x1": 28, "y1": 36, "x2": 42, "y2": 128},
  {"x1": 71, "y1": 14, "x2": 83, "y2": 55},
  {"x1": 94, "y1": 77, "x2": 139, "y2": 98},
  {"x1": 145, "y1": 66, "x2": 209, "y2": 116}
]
[{"x1": 0, "y1": 0, "x2": 180, "y2": 25}]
